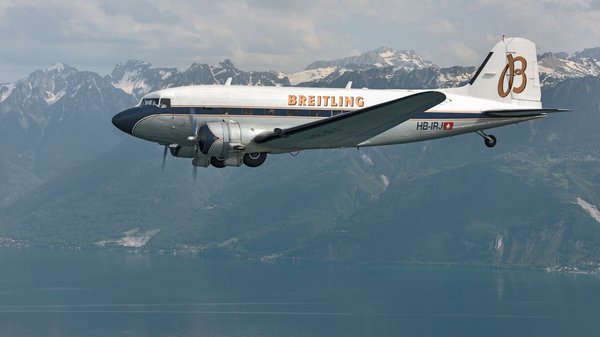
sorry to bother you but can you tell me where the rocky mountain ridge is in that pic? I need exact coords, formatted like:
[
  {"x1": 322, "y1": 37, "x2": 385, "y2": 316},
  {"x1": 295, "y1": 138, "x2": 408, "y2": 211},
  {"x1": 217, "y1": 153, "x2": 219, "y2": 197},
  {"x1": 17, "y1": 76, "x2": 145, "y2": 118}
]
[{"x1": 2, "y1": 44, "x2": 599, "y2": 105}]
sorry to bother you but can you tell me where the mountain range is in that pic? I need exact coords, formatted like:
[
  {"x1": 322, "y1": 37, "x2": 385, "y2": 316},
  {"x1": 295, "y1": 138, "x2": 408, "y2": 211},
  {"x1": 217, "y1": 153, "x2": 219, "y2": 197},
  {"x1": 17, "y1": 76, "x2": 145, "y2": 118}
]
[{"x1": 0, "y1": 45, "x2": 599, "y2": 267}]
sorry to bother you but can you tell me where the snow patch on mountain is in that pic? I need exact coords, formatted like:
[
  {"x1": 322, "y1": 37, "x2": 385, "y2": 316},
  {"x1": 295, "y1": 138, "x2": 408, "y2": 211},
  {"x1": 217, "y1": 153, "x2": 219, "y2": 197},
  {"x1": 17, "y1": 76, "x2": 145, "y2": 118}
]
[
  {"x1": 576, "y1": 197, "x2": 600, "y2": 225},
  {"x1": 43, "y1": 89, "x2": 65, "y2": 105},
  {"x1": 287, "y1": 67, "x2": 336, "y2": 85},
  {"x1": 46, "y1": 63, "x2": 65, "y2": 74},
  {"x1": 0, "y1": 83, "x2": 15, "y2": 102},
  {"x1": 380, "y1": 174, "x2": 390, "y2": 191},
  {"x1": 113, "y1": 70, "x2": 148, "y2": 95},
  {"x1": 160, "y1": 70, "x2": 173, "y2": 80},
  {"x1": 435, "y1": 66, "x2": 476, "y2": 88},
  {"x1": 110, "y1": 60, "x2": 154, "y2": 96}
]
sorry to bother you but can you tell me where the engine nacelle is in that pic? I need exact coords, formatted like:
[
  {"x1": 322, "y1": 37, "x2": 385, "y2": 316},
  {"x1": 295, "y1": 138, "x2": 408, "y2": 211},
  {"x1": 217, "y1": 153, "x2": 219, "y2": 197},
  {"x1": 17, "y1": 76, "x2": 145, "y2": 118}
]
[
  {"x1": 198, "y1": 121, "x2": 242, "y2": 158},
  {"x1": 171, "y1": 120, "x2": 265, "y2": 168}
]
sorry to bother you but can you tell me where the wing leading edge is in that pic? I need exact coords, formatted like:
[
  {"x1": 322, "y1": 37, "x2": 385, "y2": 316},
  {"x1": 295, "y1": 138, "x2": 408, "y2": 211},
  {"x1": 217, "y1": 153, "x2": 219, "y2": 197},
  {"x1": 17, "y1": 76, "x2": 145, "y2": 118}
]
[{"x1": 254, "y1": 91, "x2": 446, "y2": 149}]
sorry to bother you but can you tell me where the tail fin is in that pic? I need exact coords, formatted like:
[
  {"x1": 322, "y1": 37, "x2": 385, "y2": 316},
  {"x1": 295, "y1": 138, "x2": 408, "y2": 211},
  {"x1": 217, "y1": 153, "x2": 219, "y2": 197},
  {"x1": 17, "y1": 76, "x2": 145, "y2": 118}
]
[{"x1": 468, "y1": 37, "x2": 541, "y2": 108}]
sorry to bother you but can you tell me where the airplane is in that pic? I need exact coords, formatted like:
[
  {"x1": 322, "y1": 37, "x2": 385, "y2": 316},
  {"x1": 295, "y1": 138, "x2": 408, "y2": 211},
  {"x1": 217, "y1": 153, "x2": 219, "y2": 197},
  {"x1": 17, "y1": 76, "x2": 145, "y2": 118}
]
[{"x1": 112, "y1": 37, "x2": 566, "y2": 172}]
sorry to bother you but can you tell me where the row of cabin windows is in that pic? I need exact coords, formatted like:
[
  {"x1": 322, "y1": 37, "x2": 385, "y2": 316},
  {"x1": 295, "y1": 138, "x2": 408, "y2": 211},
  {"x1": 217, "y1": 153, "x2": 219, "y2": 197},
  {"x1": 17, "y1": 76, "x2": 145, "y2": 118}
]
[
  {"x1": 218, "y1": 108, "x2": 346, "y2": 117},
  {"x1": 140, "y1": 98, "x2": 347, "y2": 117}
]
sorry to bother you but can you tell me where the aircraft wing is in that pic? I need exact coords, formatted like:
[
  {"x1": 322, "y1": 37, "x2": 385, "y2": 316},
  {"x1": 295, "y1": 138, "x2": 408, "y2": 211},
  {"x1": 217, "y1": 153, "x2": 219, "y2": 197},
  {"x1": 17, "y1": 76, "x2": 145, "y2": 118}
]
[{"x1": 254, "y1": 91, "x2": 446, "y2": 149}]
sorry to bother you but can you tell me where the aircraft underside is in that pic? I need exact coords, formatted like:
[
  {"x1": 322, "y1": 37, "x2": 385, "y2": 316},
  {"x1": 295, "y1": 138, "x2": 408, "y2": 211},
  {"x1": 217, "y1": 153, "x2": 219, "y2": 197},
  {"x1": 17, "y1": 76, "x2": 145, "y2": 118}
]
[{"x1": 120, "y1": 111, "x2": 543, "y2": 169}]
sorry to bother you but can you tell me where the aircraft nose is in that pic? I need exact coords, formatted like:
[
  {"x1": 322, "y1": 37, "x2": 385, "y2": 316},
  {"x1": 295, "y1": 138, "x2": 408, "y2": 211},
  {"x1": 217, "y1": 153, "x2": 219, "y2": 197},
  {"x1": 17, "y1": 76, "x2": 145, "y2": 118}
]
[
  {"x1": 112, "y1": 108, "x2": 143, "y2": 135},
  {"x1": 112, "y1": 111, "x2": 130, "y2": 134}
]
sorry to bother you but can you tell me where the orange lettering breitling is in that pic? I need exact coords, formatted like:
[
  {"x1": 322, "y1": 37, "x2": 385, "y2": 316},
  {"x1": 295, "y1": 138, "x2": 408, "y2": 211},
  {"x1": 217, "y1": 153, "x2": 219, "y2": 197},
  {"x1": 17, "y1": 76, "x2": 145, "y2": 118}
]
[
  {"x1": 497, "y1": 54, "x2": 527, "y2": 98},
  {"x1": 288, "y1": 95, "x2": 365, "y2": 108}
]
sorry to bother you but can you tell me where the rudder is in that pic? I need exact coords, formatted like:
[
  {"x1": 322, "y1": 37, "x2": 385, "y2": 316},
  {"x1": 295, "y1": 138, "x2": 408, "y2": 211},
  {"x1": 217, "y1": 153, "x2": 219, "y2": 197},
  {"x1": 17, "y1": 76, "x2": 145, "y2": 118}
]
[{"x1": 468, "y1": 37, "x2": 541, "y2": 108}]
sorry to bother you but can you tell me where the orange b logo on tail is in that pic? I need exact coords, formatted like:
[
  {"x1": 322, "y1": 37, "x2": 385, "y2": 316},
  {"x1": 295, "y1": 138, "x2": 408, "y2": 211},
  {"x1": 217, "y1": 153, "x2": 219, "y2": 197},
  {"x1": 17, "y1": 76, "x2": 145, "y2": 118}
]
[{"x1": 497, "y1": 54, "x2": 527, "y2": 97}]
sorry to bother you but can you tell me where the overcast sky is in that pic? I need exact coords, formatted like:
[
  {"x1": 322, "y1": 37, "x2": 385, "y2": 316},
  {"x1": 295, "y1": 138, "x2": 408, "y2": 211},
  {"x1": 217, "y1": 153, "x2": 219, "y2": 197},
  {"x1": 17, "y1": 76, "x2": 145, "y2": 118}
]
[{"x1": 1, "y1": 0, "x2": 599, "y2": 82}]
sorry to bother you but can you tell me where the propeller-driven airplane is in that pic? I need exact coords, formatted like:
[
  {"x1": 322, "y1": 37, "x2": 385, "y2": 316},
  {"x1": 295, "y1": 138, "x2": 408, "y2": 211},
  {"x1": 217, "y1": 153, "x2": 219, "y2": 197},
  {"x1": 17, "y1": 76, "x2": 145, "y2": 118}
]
[{"x1": 112, "y1": 37, "x2": 566, "y2": 172}]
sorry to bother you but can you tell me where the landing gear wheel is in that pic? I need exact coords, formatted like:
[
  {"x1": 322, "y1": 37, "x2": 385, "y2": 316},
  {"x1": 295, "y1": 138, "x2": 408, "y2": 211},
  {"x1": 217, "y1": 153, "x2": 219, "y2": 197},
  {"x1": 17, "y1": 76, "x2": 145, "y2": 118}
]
[
  {"x1": 210, "y1": 157, "x2": 226, "y2": 168},
  {"x1": 243, "y1": 152, "x2": 267, "y2": 167},
  {"x1": 484, "y1": 135, "x2": 497, "y2": 148}
]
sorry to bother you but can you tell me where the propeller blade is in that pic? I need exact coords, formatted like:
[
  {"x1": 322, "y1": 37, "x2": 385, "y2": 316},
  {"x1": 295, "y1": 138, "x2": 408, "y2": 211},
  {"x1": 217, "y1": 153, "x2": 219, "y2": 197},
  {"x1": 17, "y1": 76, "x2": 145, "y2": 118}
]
[
  {"x1": 161, "y1": 145, "x2": 168, "y2": 172},
  {"x1": 189, "y1": 107, "x2": 196, "y2": 132},
  {"x1": 193, "y1": 141, "x2": 199, "y2": 181},
  {"x1": 190, "y1": 107, "x2": 200, "y2": 181}
]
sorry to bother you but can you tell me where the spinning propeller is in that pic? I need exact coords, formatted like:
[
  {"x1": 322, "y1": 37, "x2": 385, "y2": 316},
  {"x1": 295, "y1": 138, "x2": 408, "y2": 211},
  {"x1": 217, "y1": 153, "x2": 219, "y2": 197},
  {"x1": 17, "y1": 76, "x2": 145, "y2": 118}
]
[{"x1": 189, "y1": 107, "x2": 200, "y2": 181}]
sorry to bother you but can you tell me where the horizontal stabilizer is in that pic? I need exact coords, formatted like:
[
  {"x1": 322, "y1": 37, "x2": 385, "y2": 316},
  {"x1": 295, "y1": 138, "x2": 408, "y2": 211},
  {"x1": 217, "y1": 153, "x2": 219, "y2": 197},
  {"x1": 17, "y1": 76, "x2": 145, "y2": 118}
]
[
  {"x1": 484, "y1": 108, "x2": 571, "y2": 117},
  {"x1": 254, "y1": 91, "x2": 446, "y2": 149}
]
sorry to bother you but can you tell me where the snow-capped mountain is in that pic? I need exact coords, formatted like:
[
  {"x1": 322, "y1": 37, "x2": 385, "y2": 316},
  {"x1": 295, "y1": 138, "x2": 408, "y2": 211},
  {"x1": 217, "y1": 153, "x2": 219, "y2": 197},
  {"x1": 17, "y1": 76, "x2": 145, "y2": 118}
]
[
  {"x1": 105, "y1": 45, "x2": 600, "y2": 98},
  {"x1": 211, "y1": 59, "x2": 291, "y2": 87},
  {"x1": 287, "y1": 46, "x2": 434, "y2": 86},
  {"x1": 110, "y1": 60, "x2": 177, "y2": 97},
  {"x1": 288, "y1": 45, "x2": 600, "y2": 88},
  {"x1": 2, "y1": 43, "x2": 599, "y2": 129},
  {"x1": 0, "y1": 61, "x2": 132, "y2": 194},
  {"x1": 1, "y1": 63, "x2": 130, "y2": 131},
  {"x1": 538, "y1": 49, "x2": 600, "y2": 87},
  {"x1": 284, "y1": 47, "x2": 474, "y2": 89},
  {"x1": 306, "y1": 46, "x2": 433, "y2": 71},
  {"x1": 110, "y1": 59, "x2": 289, "y2": 100},
  {"x1": 0, "y1": 63, "x2": 78, "y2": 129}
]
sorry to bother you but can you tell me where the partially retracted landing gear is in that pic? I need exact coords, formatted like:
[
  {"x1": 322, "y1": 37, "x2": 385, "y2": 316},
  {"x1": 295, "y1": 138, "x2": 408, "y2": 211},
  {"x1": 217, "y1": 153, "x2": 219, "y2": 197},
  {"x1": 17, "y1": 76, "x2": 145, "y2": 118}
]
[
  {"x1": 203, "y1": 152, "x2": 267, "y2": 168},
  {"x1": 243, "y1": 152, "x2": 267, "y2": 167},
  {"x1": 210, "y1": 157, "x2": 226, "y2": 168},
  {"x1": 476, "y1": 130, "x2": 497, "y2": 148}
]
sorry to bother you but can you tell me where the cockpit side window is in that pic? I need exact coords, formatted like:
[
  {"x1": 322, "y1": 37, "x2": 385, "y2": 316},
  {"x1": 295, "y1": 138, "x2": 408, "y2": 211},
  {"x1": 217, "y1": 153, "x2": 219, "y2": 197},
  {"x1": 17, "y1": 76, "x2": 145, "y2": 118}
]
[{"x1": 158, "y1": 98, "x2": 171, "y2": 108}]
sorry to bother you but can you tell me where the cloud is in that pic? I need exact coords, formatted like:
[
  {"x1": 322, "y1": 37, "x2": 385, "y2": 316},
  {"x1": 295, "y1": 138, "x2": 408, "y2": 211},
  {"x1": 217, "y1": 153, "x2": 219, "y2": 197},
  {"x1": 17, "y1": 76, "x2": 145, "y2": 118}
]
[
  {"x1": 443, "y1": 42, "x2": 480, "y2": 65},
  {"x1": 0, "y1": 0, "x2": 599, "y2": 81}
]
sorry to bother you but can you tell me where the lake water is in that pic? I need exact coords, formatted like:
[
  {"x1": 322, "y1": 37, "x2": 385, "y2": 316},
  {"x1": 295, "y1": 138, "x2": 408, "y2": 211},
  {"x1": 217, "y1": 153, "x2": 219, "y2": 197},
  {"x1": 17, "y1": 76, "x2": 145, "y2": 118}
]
[{"x1": 0, "y1": 248, "x2": 599, "y2": 337}]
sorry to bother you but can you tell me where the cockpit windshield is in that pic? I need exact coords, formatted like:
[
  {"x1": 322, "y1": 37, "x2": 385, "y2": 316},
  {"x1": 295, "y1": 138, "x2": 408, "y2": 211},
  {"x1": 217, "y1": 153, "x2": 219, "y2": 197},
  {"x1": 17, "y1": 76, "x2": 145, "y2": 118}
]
[
  {"x1": 141, "y1": 98, "x2": 171, "y2": 108},
  {"x1": 142, "y1": 98, "x2": 159, "y2": 107}
]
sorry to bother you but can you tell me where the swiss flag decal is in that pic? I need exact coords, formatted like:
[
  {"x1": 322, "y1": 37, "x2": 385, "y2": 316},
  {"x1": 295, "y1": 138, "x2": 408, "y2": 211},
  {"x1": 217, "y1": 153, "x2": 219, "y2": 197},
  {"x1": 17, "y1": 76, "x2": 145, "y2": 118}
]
[{"x1": 442, "y1": 121, "x2": 454, "y2": 130}]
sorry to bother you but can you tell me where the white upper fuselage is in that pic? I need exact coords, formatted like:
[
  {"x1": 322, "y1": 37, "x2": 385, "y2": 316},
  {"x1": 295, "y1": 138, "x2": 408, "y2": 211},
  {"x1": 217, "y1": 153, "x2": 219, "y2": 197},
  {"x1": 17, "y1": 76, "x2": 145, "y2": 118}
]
[{"x1": 128, "y1": 84, "x2": 541, "y2": 153}]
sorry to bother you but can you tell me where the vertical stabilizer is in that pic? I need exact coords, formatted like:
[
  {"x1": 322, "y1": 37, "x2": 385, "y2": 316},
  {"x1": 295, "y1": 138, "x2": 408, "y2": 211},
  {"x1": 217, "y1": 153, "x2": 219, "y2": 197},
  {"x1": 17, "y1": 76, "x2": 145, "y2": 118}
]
[{"x1": 468, "y1": 37, "x2": 541, "y2": 108}]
